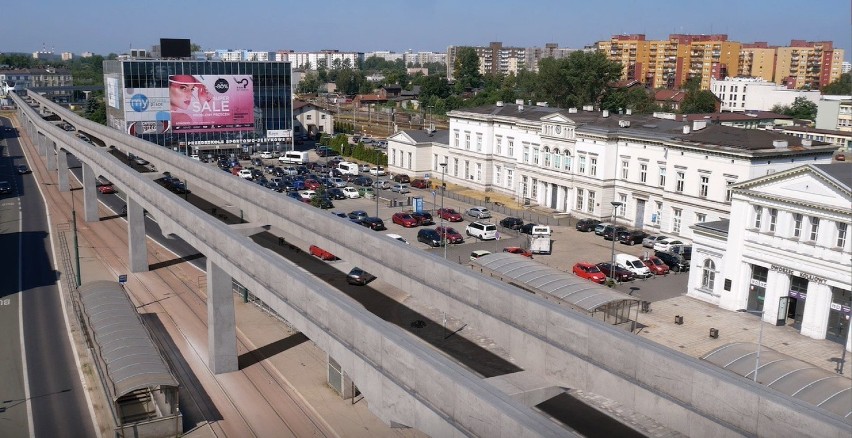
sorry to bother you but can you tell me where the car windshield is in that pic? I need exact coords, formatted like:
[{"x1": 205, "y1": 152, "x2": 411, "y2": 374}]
[
  {"x1": 651, "y1": 258, "x2": 665, "y2": 266},
  {"x1": 629, "y1": 260, "x2": 644, "y2": 268},
  {"x1": 588, "y1": 266, "x2": 601, "y2": 273}
]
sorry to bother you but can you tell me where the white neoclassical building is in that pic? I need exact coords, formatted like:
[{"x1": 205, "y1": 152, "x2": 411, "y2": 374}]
[
  {"x1": 687, "y1": 164, "x2": 851, "y2": 351},
  {"x1": 388, "y1": 102, "x2": 838, "y2": 242}
]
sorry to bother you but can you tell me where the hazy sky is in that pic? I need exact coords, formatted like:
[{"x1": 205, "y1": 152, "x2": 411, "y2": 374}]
[{"x1": 5, "y1": 0, "x2": 850, "y2": 59}]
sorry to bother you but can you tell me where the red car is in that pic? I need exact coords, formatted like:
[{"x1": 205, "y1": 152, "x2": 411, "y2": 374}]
[
  {"x1": 97, "y1": 185, "x2": 116, "y2": 194},
  {"x1": 392, "y1": 212, "x2": 419, "y2": 228},
  {"x1": 502, "y1": 247, "x2": 533, "y2": 258},
  {"x1": 572, "y1": 262, "x2": 607, "y2": 284},
  {"x1": 435, "y1": 226, "x2": 464, "y2": 244},
  {"x1": 411, "y1": 178, "x2": 430, "y2": 189},
  {"x1": 304, "y1": 179, "x2": 322, "y2": 190},
  {"x1": 643, "y1": 256, "x2": 671, "y2": 275},
  {"x1": 436, "y1": 208, "x2": 463, "y2": 222},
  {"x1": 309, "y1": 245, "x2": 337, "y2": 261}
]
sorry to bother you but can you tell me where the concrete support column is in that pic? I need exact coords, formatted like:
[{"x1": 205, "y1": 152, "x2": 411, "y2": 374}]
[
  {"x1": 45, "y1": 140, "x2": 57, "y2": 170},
  {"x1": 57, "y1": 149, "x2": 70, "y2": 192},
  {"x1": 800, "y1": 282, "x2": 831, "y2": 340},
  {"x1": 37, "y1": 131, "x2": 47, "y2": 156},
  {"x1": 127, "y1": 197, "x2": 148, "y2": 273},
  {"x1": 81, "y1": 162, "x2": 99, "y2": 222},
  {"x1": 207, "y1": 260, "x2": 238, "y2": 374},
  {"x1": 763, "y1": 270, "x2": 789, "y2": 323}
]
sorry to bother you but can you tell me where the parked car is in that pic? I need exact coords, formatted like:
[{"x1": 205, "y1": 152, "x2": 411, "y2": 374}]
[
  {"x1": 411, "y1": 178, "x2": 430, "y2": 189},
  {"x1": 391, "y1": 183, "x2": 410, "y2": 193},
  {"x1": 341, "y1": 186, "x2": 360, "y2": 199},
  {"x1": 519, "y1": 223, "x2": 541, "y2": 235},
  {"x1": 616, "y1": 253, "x2": 653, "y2": 279},
  {"x1": 346, "y1": 267, "x2": 376, "y2": 286},
  {"x1": 436, "y1": 208, "x2": 463, "y2": 222},
  {"x1": 386, "y1": 234, "x2": 409, "y2": 244},
  {"x1": 469, "y1": 250, "x2": 492, "y2": 261},
  {"x1": 314, "y1": 196, "x2": 334, "y2": 209},
  {"x1": 348, "y1": 210, "x2": 369, "y2": 221},
  {"x1": 354, "y1": 176, "x2": 373, "y2": 187},
  {"x1": 238, "y1": 169, "x2": 254, "y2": 179},
  {"x1": 435, "y1": 226, "x2": 464, "y2": 244},
  {"x1": 16, "y1": 165, "x2": 30, "y2": 174},
  {"x1": 309, "y1": 245, "x2": 337, "y2": 261},
  {"x1": 499, "y1": 217, "x2": 524, "y2": 230},
  {"x1": 359, "y1": 164, "x2": 371, "y2": 173},
  {"x1": 417, "y1": 228, "x2": 444, "y2": 247},
  {"x1": 392, "y1": 212, "x2": 419, "y2": 228},
  {"x1": 596, "y1": 262, "x2": 636, "y2": 283},
  {"x1": 642, "y1": 256, "x2": 671, "y2": 275},
  {"x1": 410, "y1": 211, "x2": 434, "y2": 226},
  {"x1": 392, "y1": 174, "x2": 411, "y2": 183},
  {"x1": 97, "y1": 185, "x2": 116, "y2": 194},
  {"x1": 373, "y1": 179, "x2": 392, "y2": 190},
  {"x1": 466, "y1": 207, "x2": 492, "y2": 219},
  {"x1": 602, "y1": 225, "x2": 628, "y2": 241},
  {"x1": 326, "y1": 187, "x2": 346, "y2": 200},
  {"x1": 503, "y1": 247, "x2": 533, "y2": 258},
  {"x1": 669, "y1": 245, "x2": 692, "y2": 262},
  {"x1": 618, "y1": 229, "x2": 648, "y2": 246},
  {"x1": 361, "y1": 217, "x2": 386, "y2": 231},
  {"x1": 642, "y1": 235, "x2": 669, "y2": 249},
  {"x1": 572, "y1": 262, "x2": 607, "y2": 284},
  {"x1": 653, "y1": 237, "x2": 686, "y2": 252},
  {"x1": 654, "y1": 251, "x2": 690, "y2": 272},
  {"x1": 575, "y1": 218, "x2": 601, "y2": 232},
  {"x1": 358, "y1": 187, "x2": 375, "y2": 199},
  {"x1": 369, "y1": 166, "x2": 386, "y2": 176},
  {"x1": 304, "y1": 179, "x2": 322, "y2": 190},
  {"x1": 259, "y1": 151, "x2": 274, "y2": 159},
  {"x1": 594, "y1": 222, "x2": 612, "y2": 236}
]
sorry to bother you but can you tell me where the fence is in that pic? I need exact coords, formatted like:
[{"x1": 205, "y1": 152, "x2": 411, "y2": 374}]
[{"x1": 437, "y1": 189, "x2": 572, "y2": 227}]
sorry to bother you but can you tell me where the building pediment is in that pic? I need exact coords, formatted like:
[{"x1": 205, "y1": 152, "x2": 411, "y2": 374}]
[
  {"x1": 540, "y1": 113, "x2": 575, "y2": 125},
  {"x1": 539, "y1": 113, "x2": 576, "y2": 140},
  {"x1": 389, "y1": 130, "x2": 417, "y2": 145},
  {"x1": 734, "y1": 165, "x2": 851, "y2": 211}
]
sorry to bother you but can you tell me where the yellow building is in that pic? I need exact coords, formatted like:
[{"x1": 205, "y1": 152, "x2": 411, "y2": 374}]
[
  {"x1": 738, "y1": 43, "x2": 776, "y2": 82},
  {"x1": 597, "y1": 34, "x2": 651, "y2": 83},
  {"x1": 774, "y1": 41, "x2": 845, "y2": 89}
]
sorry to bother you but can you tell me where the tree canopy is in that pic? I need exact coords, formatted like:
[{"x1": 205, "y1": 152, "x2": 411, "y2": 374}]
[
  {"x1": 453, "y1": 47, "x2": 481, "y2": 93},
  {"x1": 770, "y1": 96, "x2": 818, "y2": 120},
  {"x1": 822, "y1": 73, "x2": 851, "y2": 95}
]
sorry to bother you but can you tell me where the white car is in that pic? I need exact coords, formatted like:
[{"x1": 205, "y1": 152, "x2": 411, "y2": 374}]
[
  {"x1": 391, "y1": 183, "x2": 410, "y2": 194},
  {"x1": 260, "y1": 151, "x2": 274, "y2": 159},
  {"x1": 330, "y1": 177, "x2": 347, "y2": 188},
  {"x1": 386, "y1": 234, "x2": 409, "y2": 244},
  {"x1": 359, "y1": 164, "x2": 372, "y2": 172},
  {"x1": 299, "y1": 190, "x2": 316, "y2": 200},
  {"x1": 653, "y1": 237, "x2": 686, "y2": 252},
  {"x1": 341, "y1": 186, "x2": 360, "y2": 199},
  {"x1": 238, "y1": 169, "x2": 253, "y2": 179},
  {"x1": 369, "y1": 166, "x2": 386, "y2": 176},
  {"x1": 190, "y1": 154, "x2": 200, "y2": 160}
]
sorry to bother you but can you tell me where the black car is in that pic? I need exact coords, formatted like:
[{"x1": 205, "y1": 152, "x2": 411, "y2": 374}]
[
  {"x1": 417, "y1": 228, "x2": 444, "y2": 247},
  {"x1": 0, "y1": 181, "x2": 11, "y2": 194},
  {"x1": 654, "y1": 251, "x2": 690, "y2": 272},
  {"x1": 348, "y1": 210, "x2": 369, "y2": 221},
  {"x1": 602, "y1": 225, "x2": 628, "y2": 241},
  {"x1": 361, "y1": 217, "x2": 386, "y2": 231},
  {"x1": 326, "y1": 187, "x2": 346, "y2": 200},
  {"x1": 16, "y1": 165, "x2": 30, "y2": 175},
  {"x1": 618, "y1": 229, "x2": 648, "y2": 246},
  {"x1": 354, "y1": 176, "x2": 373, "y2": 187},
  {"x1": 410, "y1": 211, "x2": 434, "y2": 226},
  {"x1": 519, "y1": 223, "x2": 539, "y2": 234},
  {"x1": 346, "y1": 267, "x2": 376, "y2": 286},
  {"x1": 596, "y1": 262, "x2": 636, "y2": 282},
  {"x1": 575, "y1": 218, "x2": 600, "y2": 232},
  {"x1": 500, "y1": 217, "x2": 524, "y2": 230},
  {"x1": 314, "y1": 197, "x2": 334, "y2": 209}
]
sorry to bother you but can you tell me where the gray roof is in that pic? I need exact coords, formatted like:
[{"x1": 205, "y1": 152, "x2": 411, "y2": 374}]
[
  {"x1": 695, "y1": 219, "x2": 730, "y2": 234},
  {"x1": 404, "y1": 129, "x2": 450, "y2": 144},
  {"x1": 702, "y1": 342, "x2": 852, "y2": 420},
  {"x1": 812, "y1": 164, "x2": 852, "y2": 191},
  {"x1": 79, "y1": 281, "x2": 178, "y2": 401},
  {"x1": 471, "y1": 253, "x2": 638, "y2": 312}
]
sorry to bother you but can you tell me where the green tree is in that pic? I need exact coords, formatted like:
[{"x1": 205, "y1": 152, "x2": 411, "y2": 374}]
[
  {"x1": 453, "y1": 47, "x2": 481, "y2": 92},
  {"x1": 601, "y1": 86, "x2": 656, "y2": 114},
  {"x1": 84, "y1": 91, "x2": 106, "y2": 124},
  {"x1": 821, "y1": 73, "x2": 851, "y2": 95},
  {"x1": 680, "y1": 77, "x2": 717, "y2": 113},
  {"x1": 297, "y1": 71, "x2": 321, "y2": 94}
]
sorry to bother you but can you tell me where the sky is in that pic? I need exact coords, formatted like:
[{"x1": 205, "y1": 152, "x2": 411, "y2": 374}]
[{"x1": 4, "y1": 0, "x2": 850, "y2": 60}]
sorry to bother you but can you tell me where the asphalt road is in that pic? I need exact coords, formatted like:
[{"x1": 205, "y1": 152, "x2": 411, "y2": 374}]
[{"x1": 0, "y1": 117, "x2": 96, "y2": 438}]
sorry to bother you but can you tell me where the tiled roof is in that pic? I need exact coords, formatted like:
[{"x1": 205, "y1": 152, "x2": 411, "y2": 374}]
[{"x1": 684, "y1": 111, "x2": 791, "y2": 122}]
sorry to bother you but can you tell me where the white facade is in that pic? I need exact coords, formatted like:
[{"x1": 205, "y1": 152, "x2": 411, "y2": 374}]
[
  {"x1": 435, "y1": 104, "x2": 836, "y2": 242},
  {"x1": 388, "y1": 130, "x2": 450, "y2": 178},
  {"x1": 293, "y1": 102, "x2": 333, "y2": 137},
  {"x1": 280, "y1": 51, "x2": 365, "y2": 70},
  {"x1": 687, "y1": 165, "x2": 852, "y2": 351},
  {"x1": 710, "y1": 77, "x2": 821, "y2": 112},
  {"x1": 815, "y1": 98, "x2": 852, "y2": 132}
]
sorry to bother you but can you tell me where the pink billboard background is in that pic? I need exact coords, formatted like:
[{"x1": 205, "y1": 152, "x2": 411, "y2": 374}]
[{"x1": 168, "y1": 74, "x2": 255, "y2": 133}]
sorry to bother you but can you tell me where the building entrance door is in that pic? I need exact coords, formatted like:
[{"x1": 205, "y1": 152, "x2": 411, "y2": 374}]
[
  {"x1": 788, "y1": 276, "x2": 808, "y2": 330},
  {"x1": 826, "y1": 287, "x2": 851, "y2": 345},
  {"x1": 550, "y1": 184, "x2": 558, "y2": 209},
  {"x1": 748, "y1": 265, "x2": 768, "y2": 313},
  {"x1": 635, "y1": 199, "x2": 646, "y2": 229}
]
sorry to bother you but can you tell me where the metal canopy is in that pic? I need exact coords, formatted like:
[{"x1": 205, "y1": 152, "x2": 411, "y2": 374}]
[
  {"x1": 471, "y1": 253, "x2": 639, "y2": 313},
  {"x1": 78, "y1": 281, "x2": 178, "y2": 401},
  {"x1": 702, "y1": 342, "x2": 852, "y2": 420}
]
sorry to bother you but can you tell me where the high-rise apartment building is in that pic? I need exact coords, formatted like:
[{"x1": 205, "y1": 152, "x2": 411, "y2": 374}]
[
  {"x1": 525, "y1": 43, "x2": 577, "y2": 72},
  {"x1": 446, "y1": 42, "x2": 526, "y2": 80},
  {"x1": 774, "y1": 40, "x2": 845, "y2": 89},
  {"x1": 597, "y1": 35, "x2": 650, "y2": 83},
  {"x1": 738, "y1": 42, "x2": 776, "y2": 82}
]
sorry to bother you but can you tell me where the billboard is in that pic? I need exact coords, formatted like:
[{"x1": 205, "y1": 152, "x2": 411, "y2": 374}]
[{"x1": 168, "y1": 75, "x2": 255, "y2": 133}]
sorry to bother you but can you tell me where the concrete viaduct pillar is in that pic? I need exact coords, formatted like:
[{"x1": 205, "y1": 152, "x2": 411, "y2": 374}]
[
  {"x1": 57, "y1": 149, "x2": 70, "y2": 192},
  {"x1": 207, "y1": 260, "x2": 238, "y2": 374},
  {"x1": 37, "y1": 131, "x2": 47, "y2": 156},
  {"x1": 81, "y1": 162, "x2": 99, "y2": 222},
  {"x1": 127, "y1": 197, "x2": 148, "y2": 273},
  {"x1": 45, "y1": 139, "x2": 57, "y2": 171}
]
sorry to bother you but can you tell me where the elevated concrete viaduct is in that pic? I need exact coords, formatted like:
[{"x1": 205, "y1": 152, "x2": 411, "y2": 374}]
[{"x1": 14, "y1": 92, "x2": 851, "y2": 437}]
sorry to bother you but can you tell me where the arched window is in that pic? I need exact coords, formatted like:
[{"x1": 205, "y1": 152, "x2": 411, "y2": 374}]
[
  {"x1": 553, "y1": 149, "x2": 561, "y2": 169},
  {"x1": 543, "y1": 146, "x2": 551, "y2": 167},
  {"x1": 701, "y1": 259, "x2": 716, "y2": 290}
]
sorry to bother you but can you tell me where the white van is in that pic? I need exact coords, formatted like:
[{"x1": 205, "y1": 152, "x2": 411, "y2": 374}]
[
  {"x1": 279, "y1": 151, "x2": 309, "y2": 164},
  {"x1": 337, "y1": 161, "x2": 360, "y2": 175},
  {"x1": 615, "y1": 253, "x2": 652, "y2": 279},
  {"x1": 465, "y1": 221, "x2": 498, "y2": 240}
]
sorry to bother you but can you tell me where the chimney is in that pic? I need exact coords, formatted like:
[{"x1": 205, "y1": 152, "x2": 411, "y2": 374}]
[
  {"x1": 772, "y1": 140, "x2": 789, "y2": 149},
  {"x1": 801, "y1": 139, "x2": 812, "y2": 146},
  {"x1": 515, "y1": 99, "x2": 524, "y2": 105},
  {"x1": 568, "y1": 107, "x2": 578, "y2": 113},
  {"x1": 518, "y1": 104, "x2": 524, "y2": 112},
  {"x1": 692, "y1": 120, "x2": 707, "y2": 131},
  {"x1": 683, "y1": 125, "x2": 691, "y2": 134},
  {"x1": 602, "y1": 110, "x2": 610, "y2": 118},
  {"x1": 626, "y1": 108, "x2": 632, "y2": 115}
]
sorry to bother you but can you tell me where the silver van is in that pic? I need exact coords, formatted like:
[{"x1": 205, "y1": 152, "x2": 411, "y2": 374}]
[{"x1": 465, "y1": 221, "x2": 497, "y2": 240}]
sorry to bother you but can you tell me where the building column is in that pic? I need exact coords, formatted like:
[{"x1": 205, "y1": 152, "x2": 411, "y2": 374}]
[
  {"x1": 800, "y1": 282, "x2": 832, "y2": 340},
  {"x1": 37, "y1": 131, "x2": 47, "y2": 156},
  {"x1": 45, "y1": 139, "x2": 57, "y2": 170},
  {"x1": 719, "y1": 261, "x2": 752, "y2": 311},
  {"x1": 81, "y1": 162, "x2": 99, "y2": 222},
  {"x1": 57, "y1": 149, "x2": 70, "y2": 192},
  {"x1": 763, "y1": 270, "x2": 789, "y2": 324},
  {"x1": 127, "y1": 197, "x2": 148, "y2": 273},
  {"x1": 207, "y1": 260, "x2": 238, "y2": 374}
]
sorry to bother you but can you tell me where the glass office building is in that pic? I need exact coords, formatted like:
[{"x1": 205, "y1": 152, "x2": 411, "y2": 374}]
[{"x1": 103, "y1": 59, "x2": 292, "y2": 149}]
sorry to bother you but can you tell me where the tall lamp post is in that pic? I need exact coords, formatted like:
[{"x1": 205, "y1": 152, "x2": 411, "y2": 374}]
[
  {"x1": 375, "y1": 148, "x2": 380, "y2": 218},
  {"x1": 439, "y1": 162, "x2": 447, "y2": 259},
  {"x1": 609, "y1": 201, "x2": 623, "y2": 283},
  {"x1": 737, "y1": 308, "x2": 766, "y2": 382},
  {"x1": 70, "y1": 182, "x2": 81, "y2": 287}
]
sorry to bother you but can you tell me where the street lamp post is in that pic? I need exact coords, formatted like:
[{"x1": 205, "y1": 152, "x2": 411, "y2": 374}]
[
  {"x1": 439, "y1": 162, "x2": 447, "y2": 259},
  {"x1": 738, "y1": 308, "x2": 766, "y2": 382},
  {"x1": 375, "y1": 148, "x2": 380, "y2": 218},
  {"x1": 69, "y1": 181, "x2": 81, "y2": 287},
  {"x1": 609, "y1": 201, "x2": 623, "y2": 283}
]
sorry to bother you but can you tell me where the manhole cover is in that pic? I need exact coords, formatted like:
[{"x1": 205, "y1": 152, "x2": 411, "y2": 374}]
[{"x1": 410, "y1": 320, "x2": 426, "y2": 328}]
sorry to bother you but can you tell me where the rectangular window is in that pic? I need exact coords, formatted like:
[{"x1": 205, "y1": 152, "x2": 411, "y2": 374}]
[
  {"x1": 619, "y1": 193, "x2": 627, "y2": 216},
  {"x1": 531, "y1": 178, "x2": 538, "y2": 197},
  {"x1": 496, "y1": 136, "x2": 502, "y2": 155},
  {"x1": 699, "y1": 176, "x2": 709, "y2": 197},
  {"x1": 407, "y1": 152, "x2": 413, "y2": 170},
  {"x1": 532, "y1": 147, "x2": 540, "y2": 165},
  {"x1": 676, "y1": 172, "x2": 685, "y2": 192},
  {"x1": 654, "y1": 202, "x2": 662, "y2": 224},
  {"x1": 464, "y1": 160, "x2": 470, "y2": 179},
  {"x1": 753, "y1": 206, "x2": 762, "y2": 229},
  {"x1": 465, "y1": 132, "x2": 471, "y2": 150},
  {"x1": 838, "y1": 222, "x2": 848, "y2": 248},
  {"x1": 586, "y1": 191, "x2": 596, "y2": 213},
  {"x1": 507, "y1": 138, "x2": 514, "y2": 156},
  {"x1": 391, "y1": 149, "x2": 396, "y2": 165},
  {"x1": 590, "y1": 157, "x2": 597, "y2": 176},
  {"x1": 768, "y1": 209, "x2": 777, "y2": 232},
  {"x1": 578, "y1": 156, "x2": 586, "y2": 174},
  {"x1": 659, "y1": 167, "x2": 667, "y2": 187},
  {"x1": 506, "y1": 169, "x2": 513, "y2": 189},
  {"x1": 621, "y1": 160, "x2": 629, "y2": 179},
  {"x1": 453, "y1": 158, "x2": 459, "y2": 177},
  {"x1": 433, "y1": 154, "x2": 438, "y2": 171},
  {"x1": 576, "y1": 188, "x2": 584, "y2": 211},
  {"x1": 476, "y1": 133, "x2": 482, "y2": 152},
  {"x1": 495, "y1": 166, "x2": 501, "y2": 186},
  {"x1": 522, "y1": 176, "x2": 528, "y2": 197},
  {"x1": 696, "y1": 213, "x2": 706, "y2": 223},
  {"x1": 640, "y1": 164, "x2": 647, "y2": 183},
  {"x1": 726, "y1": 181, "x2": 735, "y2": 202},
  {"x1": 476, "y1": 163, "x2": 482, "y2": 181},
  {"x1": 523, "y1": 145, "x2": 530, "y2": 163},
  {"x1": 454, "y1": 130, "x2": 459, "y2": 147},
  {"x1": 793, "y1": 213, "x2": 803, "y2": 238},
  {"x1": 809, "y1": 217, "x2": 820, "y2": 241},
  {"x1": 672, "y1": 208, "x2": 682, "y2": 233}
]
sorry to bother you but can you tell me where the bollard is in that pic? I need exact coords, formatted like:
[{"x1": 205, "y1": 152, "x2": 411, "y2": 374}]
[
  {"x1": 675, "y1": 315, "x2": 684, "y2": 325},
  {"x1": 709, "y1": 328, "x2": 719, "y2": 338}
]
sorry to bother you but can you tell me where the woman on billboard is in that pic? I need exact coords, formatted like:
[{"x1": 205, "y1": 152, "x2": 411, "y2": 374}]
[{"x1": 168, "y1": 75, "x2": 213, "y2": 127}]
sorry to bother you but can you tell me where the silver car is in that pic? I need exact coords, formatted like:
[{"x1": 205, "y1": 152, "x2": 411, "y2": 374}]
[
  {"x1": 373, "y1": 179, "x2": 392, "y2": 190},
  {"x1": 466, "y1": 207, "x2": 491, "y2": 219},
  {"x1": 642, "y1": 235, "x2": 669, "y2": 249}
]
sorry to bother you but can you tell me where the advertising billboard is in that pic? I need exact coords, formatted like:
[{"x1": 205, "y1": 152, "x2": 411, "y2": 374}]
[
  {"x1": 123, "y1": 87, "x2": 171, "y2": 135},
  {"x1": 168, "y1": 75, "x2": 255, "y2": 133}
]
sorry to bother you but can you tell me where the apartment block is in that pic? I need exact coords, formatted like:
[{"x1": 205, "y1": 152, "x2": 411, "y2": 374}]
[
  {"x1": 276, "y1": 50, "x2": 365, "y2": 70},
  {"x1": 446, "y1": 42, "x2": 526, "y2": 80},
  {"x1": 775, "y1": 40, "x2": 845, "y2": 89},
  {"x1": 597, "y1": 34, "x2": 650, "y2": 83},
  {"x1": 738, "y1": 42, "x2": 776, "y2": 82}
]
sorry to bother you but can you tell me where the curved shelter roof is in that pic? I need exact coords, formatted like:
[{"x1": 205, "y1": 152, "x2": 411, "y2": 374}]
[
  {"x1": 471, "y1": 253, "x2": 639, "y2": 313},
  {"x1": 702, "y1": 342, "x2": 852, "y2": 420},
  {"x1": 78, "y1": 281, "x2": 178, "y2": 401}
]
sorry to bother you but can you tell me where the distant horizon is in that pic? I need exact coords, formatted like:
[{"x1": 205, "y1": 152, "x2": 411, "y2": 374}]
[{"x1": 3, "y1": 0, "x2": 849, "y2": 60}]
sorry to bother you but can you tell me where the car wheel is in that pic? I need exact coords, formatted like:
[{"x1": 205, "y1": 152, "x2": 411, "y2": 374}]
[
  {"x1": 628, "y1": 240, "x2": 635, "y2": 246},
  {"x1": 673, "y1": 265, "x2": 681, "y2": 272}
]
